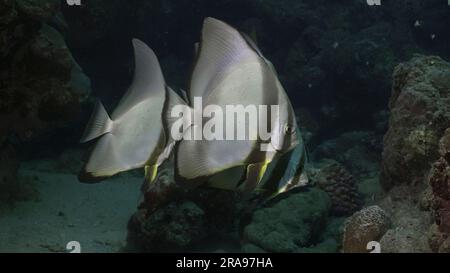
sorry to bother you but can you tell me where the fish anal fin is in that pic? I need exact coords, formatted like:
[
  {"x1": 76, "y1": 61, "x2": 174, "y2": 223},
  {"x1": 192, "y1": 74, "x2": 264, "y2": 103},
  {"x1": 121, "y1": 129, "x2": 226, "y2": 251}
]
[{"x1": 80, "y1": 101, "x2": 113, "y2": 143}]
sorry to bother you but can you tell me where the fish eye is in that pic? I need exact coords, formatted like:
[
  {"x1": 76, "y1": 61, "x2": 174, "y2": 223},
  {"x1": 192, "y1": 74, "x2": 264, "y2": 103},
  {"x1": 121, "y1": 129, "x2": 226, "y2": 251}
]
[{"x1": 284, "y1": 124, "x2": 295, "y2": 135}]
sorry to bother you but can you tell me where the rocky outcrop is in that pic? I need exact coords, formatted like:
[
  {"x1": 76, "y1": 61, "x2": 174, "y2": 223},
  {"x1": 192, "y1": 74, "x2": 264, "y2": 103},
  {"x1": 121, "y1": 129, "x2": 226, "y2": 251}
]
[
  {"x1": 0, "y1": 0, "x2": 91, "y2": 203},
  {"x1": 376, "y1": 185, "x2": 432, "y2": 253},
  {"x1": 128, "y1": 160, "x2": 244, "y2": 252},
  {"x1": 380, "y1": 55, "x2": 450, "y2": 190},
  {"x1": 428, "y1": 129, "x2": 450, "y2": 253},
  {"x1": 128, "y1": 201, "x2": 206, "y2": 252},
  {"x1": 130, "y1": 140, "x2": 313, "y2": 252},
  {"x1": 1, "y1": 1, "x2": 91, "y2": 144},
  {"x1": 242, "y1": 188, "x2": 331, "y2": 253},
  {"x1": 360, "y1": 56, "x2": 450, "y2": 253}
]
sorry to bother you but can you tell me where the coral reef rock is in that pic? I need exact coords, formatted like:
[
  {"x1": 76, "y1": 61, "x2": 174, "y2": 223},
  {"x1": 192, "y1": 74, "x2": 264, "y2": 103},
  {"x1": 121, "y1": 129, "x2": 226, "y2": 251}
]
[
  {"x1": 0, "y1": 1, "x2": 90, "y2": 204},
  {"x1": 129, "y1": 201, "x2": 206, "y2": 252},
  {"x1": 242, "y1": 188, "x2": 331, "y2": 253},
  {"x1": 380, "y1": 55, "x2": 450, "y2": 190},
  {"x1": 303, "y1": 216, "x2": 345, "y2": 253},
  {"x1": 1, "y1": 1, "x2": 90, "y2": 143},
  {"x1": 342, "y1": 205, "x2": 391, "y2": 253},
  {"x1": 312, "y1": 160, "x2": 362, "y2": 216},
  {"x1": 129, "y1": 161, "x2": 243, "y2": 252},
  {"x1": 439, "y1": 128, "x2": 450, "y2": 163},
  {"x1": 131, "y1": 145, "x2": 313, "y2": 252},
  {"x1": 429, "y1": 224, "x2": 450, "y2": 253},
  {"x1": 377, "y1": 186, "x2": 432, "y2": 253},
  {"x1": 380, "y1": 227, "x2": 430, "y2": 253},
  {"x1": 1, "y1": 23, "x2": 89, "y2": 143},
  {"x1": 428, "y1": 128, "x2": 450, "y2": 252}
]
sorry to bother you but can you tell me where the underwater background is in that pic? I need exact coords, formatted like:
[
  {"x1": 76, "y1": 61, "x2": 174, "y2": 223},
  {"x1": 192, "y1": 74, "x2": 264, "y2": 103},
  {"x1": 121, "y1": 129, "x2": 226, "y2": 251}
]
[{"x1": 0, "y1": 0, "x2": 449, "y2": 253}]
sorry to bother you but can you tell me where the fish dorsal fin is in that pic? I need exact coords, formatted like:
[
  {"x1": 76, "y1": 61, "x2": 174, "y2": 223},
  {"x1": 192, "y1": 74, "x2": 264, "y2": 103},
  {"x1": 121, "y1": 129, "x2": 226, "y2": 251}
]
[
  {"x1": 112, "y1": 39, "x2": 166, "y2": 119},
  {"x1": 241, "y1": 31, "x2": 279, "y2": 76},
  {"x1": 240, "y1": 32, "x2": 264, "y2": 59},
  {"x1": 188, "y1": 17, "x2": 260, "y2": 104}
]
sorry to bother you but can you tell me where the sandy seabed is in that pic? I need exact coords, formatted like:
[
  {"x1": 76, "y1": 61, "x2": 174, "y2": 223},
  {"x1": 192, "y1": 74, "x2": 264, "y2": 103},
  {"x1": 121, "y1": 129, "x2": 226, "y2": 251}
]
[{"x1": 0, "y1": 158, "x2": 142, "y2": 253}]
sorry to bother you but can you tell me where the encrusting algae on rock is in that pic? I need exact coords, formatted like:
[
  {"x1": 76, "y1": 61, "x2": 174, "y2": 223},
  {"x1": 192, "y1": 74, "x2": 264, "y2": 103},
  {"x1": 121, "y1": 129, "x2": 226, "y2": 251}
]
[
  {"x1": 381, "y1": 55, "x2": 450, "y2": 190},
  {"x1": 428, "y1": 128, "x2": 450, "y2": 253},
  {"x1": 242, "y1": 188, "x2": 331, "y2": 253},
  {"x1": 0, "y1": 0, "x2": 90, "y2": 205}
]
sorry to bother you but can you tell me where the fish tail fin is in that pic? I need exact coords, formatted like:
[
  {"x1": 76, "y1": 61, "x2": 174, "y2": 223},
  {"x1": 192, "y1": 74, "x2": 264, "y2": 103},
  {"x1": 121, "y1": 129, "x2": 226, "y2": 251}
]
[{"x1": 80, "y1": 101, "x2": 113, "y2": 143}]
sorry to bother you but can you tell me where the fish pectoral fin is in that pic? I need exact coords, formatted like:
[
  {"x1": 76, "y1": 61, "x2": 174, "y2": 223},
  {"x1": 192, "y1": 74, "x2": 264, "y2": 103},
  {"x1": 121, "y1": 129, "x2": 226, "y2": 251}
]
[
  {"x1": 140, "y1": 164, "x2": 159, "y2": 193},
  {"x1": 80, "y1": 101, "x2": 113, "y2": 143},
  {"x1": 238, "y1": 161, "x2": 270, "y2": 196}
]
